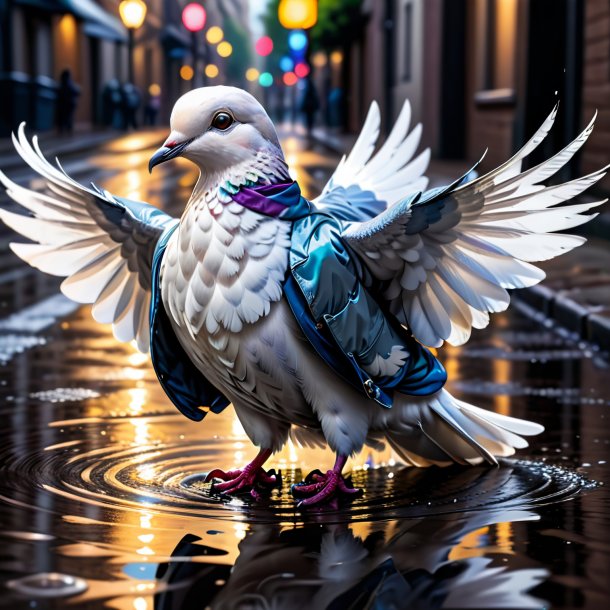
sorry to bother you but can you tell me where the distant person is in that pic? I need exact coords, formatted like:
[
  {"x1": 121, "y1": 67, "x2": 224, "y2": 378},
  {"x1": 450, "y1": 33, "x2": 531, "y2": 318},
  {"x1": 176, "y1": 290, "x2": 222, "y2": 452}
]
[
  {"x1": 56, "y1": 69, "x2": 80, "y2": 134},
  {"x1": 121, "y1": 83, "x2": 141, "y2": 130},
  {"x1": 102, "y1": 79, "x2": 123, "y2": 129},
  {"x1": 144, "y1": 86, "x2": 161, "y2": 126},
  {"x1": 327, "y1": 87, "x2": 344, "y2": 128},
  {"x1": 300, "y1": 76, "x2": 319, "y2": 134}
]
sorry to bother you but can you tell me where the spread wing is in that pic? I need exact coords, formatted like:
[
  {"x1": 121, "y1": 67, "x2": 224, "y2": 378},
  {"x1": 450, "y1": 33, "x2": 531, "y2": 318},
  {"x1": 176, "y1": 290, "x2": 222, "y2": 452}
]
[
  {"x1": 314, "y1": 100, "x2": 431, "y2": 222},
  {"x1": 342, "y1": 105, "x2": 608, "y2": 348},
  {"x1": 0, "y1": 123, "x2": 177, "y2": 352}
]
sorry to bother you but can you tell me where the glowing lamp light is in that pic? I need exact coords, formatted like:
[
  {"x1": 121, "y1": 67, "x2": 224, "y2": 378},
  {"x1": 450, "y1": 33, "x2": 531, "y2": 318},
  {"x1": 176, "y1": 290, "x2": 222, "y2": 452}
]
[
  {"x1": 180, "y1": 65, "x2": 194, "y2": 80},
  {"x1": 312, "y1": 51, "x2": 327, "y2": 68},
  {"x1": 205, "y1": 64, "x2": 219, "y2": 78},
  {"x1": 217, "y1": 41, "x2": 233, "y2": 57},
  {"x1": 255, "y1": 36, "x2": 274, "y2": 57},
  {"x1": 278, "y1": 0, "x2": 318, "y2": 29},
  {"x1": 119, "y1": 0, "x2": 147, "y2": 29},
  {"x1": 245, "y1": 67, "x2": 260, "y2": 82},
  {"x1": 294, "y1": 62, "x2": 310, "y2": 78},
  {"x1": 330, "y1": 50, "x2": 343, "y2": 65},
  {"x1": 206, "y1": 25, "x2": 223, "y2": 44},
  {"x1": 148, "y1": 83, "x2": 161, "y2": 96},
  {"x1": 288, "y1": 30, "x2": 307, "y2": 52},
  {"x1": 182, "y1": 3, "x2": 206, "y2": 32},
  {"x1": 283, "y1": 71, "x2": 298, "y2": 86},
  {"x1": 258, "y1": 72, "x2": 273, "y2": 87}
]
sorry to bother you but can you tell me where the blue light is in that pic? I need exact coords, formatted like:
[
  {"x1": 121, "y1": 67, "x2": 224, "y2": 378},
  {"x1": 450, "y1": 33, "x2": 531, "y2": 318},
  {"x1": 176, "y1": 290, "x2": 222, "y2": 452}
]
[
  {"x1": 288, "y1": 30, "x2": 308, "y2": 52},
  {"x1": 279, "y1": 56, "x2": 294, "y2": 72}
]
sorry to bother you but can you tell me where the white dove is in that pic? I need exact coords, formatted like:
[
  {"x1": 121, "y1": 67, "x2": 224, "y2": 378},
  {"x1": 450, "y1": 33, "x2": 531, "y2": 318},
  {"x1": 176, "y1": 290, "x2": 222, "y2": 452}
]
[{"x1": 0, "y1": 86, "x2": 606, "y2": 506}]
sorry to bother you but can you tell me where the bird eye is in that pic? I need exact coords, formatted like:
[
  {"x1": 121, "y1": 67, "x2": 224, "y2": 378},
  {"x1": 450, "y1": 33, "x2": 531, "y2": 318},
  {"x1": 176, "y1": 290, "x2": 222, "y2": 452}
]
[{"x1": 211, "y1": 111, "x2": 233, "y2": 131}]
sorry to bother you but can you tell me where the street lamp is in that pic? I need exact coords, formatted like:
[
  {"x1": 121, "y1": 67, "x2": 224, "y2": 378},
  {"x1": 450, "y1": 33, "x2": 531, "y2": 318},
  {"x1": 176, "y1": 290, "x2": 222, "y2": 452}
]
[
  {"x1": 182, "y1": 3, "x2": 207, "y2": 87},
  {"x1": 119, "y1": 0, "x2": 147, "y2": 84},
  {"x1": 278, "y1": 0, "x2": 318, "y2": 29}
]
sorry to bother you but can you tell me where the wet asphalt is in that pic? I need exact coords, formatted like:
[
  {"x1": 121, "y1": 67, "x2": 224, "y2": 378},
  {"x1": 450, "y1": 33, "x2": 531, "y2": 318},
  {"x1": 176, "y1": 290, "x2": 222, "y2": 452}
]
[{"x1": 0, "y1": 126, "x2": 608, "y2": 609}]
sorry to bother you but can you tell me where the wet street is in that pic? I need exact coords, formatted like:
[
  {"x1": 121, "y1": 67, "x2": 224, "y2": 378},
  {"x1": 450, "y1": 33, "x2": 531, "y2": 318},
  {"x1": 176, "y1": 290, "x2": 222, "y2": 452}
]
[{"x1": 0, "y1": 128, "x2": 609, "y2": 609}]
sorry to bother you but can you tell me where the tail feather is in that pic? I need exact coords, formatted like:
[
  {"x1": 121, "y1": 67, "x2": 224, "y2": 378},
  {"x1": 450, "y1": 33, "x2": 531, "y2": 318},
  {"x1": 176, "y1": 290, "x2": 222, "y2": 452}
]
[{"x1": 387, "y1": 389, "x2": 543, "y2": 467}]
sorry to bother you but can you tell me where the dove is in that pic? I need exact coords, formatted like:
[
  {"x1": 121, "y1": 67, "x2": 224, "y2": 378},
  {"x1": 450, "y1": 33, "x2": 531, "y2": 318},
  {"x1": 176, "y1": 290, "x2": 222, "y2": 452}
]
[{"x1": 0, "y1": 86, "x2": 606, "y2": 506}]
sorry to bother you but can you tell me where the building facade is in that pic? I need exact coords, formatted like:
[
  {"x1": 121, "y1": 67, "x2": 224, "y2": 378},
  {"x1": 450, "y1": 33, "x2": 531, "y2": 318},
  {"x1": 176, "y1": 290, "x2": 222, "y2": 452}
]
[
  {"x1": 343, "y1": 0, "x2": 607, "y2": 192},
  {"x1": 0, "y1": 0, "x2": 253, "y2": 136}
]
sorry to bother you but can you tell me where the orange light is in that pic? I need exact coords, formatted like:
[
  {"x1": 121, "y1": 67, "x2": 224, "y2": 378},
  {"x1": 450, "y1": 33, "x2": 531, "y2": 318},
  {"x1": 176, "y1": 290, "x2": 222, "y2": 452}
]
[
  {"x1": 205, "y1": 64, "x2": 219, "y2": 78},
  {"x1": 330, "y1": 50, "x2": 343, "y2": 65},
  {"x1": 245, "y1": 67, "x2": 260, "y2": 82},
  {"x1": 180, "y1": 65, "x2": 194, "y2": 81},
  {"x1": 312, "y1": 51, "x2": 327, "y2": 68},
  {"x1": 283, "y1": 71, "x2": 298, "y2": 86},
  {"x1": 278, "y1": 0, "x2": 318, "y2": 29},
  {"x1": 217, "y1": 41, "x2": 233, "y2": 58},
  {"x1": 206, "y1": 26, "x2": 223, "y2": 44}
]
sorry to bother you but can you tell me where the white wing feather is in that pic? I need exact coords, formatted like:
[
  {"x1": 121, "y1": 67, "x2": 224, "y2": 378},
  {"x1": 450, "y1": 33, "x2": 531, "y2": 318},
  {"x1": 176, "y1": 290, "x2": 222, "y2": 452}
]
[
  {"x1": 343, "y1": 107, "x2": 607, "y2": 348},
  {"x1": 314, "y1": 100, "x2": 430, "y2": 221},
  {"x1": 0, "y1": 123, "x2": 176, "y2": 352}
]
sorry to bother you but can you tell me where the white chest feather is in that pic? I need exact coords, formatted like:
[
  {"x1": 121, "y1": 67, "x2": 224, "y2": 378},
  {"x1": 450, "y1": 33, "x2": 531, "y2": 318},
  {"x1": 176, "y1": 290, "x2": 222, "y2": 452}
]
[{"x1": 160, "y1": 189, "x2": 291, "y2": 363}]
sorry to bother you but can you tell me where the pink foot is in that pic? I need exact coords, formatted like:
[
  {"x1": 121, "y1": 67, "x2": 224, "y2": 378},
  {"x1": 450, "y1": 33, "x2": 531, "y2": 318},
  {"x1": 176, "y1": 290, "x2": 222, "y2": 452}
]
[
  {"x1": 204, "y1": 448, "x2": 280, "y2": 500},
  {"x1": 291, "y1": 455, "x2": 362, "y2": 507}
]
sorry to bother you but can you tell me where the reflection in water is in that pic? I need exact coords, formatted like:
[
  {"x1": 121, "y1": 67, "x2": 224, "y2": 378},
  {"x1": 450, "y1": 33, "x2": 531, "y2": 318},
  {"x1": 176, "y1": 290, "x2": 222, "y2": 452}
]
[{"x1": 155, "y1": 509, "x2": 547, "y2": 610}]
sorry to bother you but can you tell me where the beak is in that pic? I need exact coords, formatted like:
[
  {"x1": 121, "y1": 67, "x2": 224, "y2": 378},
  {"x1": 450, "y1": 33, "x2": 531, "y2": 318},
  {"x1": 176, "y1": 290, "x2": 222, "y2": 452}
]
[{"x1": 148, "y1": 138, "x2": 193, "y2": 173}]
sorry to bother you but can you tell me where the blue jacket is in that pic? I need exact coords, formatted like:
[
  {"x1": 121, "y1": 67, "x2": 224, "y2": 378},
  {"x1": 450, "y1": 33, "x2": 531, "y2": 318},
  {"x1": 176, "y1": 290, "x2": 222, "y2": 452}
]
[{"x1": 149, "y1": 190, "x2": 446, "y2": 422}]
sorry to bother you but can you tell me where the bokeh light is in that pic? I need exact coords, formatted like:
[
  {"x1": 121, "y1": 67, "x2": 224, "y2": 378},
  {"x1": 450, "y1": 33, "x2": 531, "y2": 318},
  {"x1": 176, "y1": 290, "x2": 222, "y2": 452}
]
[
  {"x1": 294, "y1": 62, "x2": 310, "y2": 78},
  {"x1": 258, "y1": 72, "x2": 273, "y2": 87},
  {"x1": 278, "y1": 0, "x2": 318, "y2": 30},
  {"x1": 206, "y1": 25, "x2": 223, "y2": 44},
  {"x1": 205, "y1": 64, "x2": 219, "y2": 78},
  {"x1": 330, "y1": 50, "x2": 343, "y2": 65},
  {"x1": 245, "y1": 67, "x2": 260, "y2": 81},
  {"x1": 288, "y1": 30, "x2": 308, "y2": 52},
  {"x1": 255, "y1": 36, "x2": 274, "y2": 57},
  {"x1": 181, "y1": 3, "x2": 206, "y2": 32},
  {"x1": 283, "y1": 71, "x2": 298, "y2": 86},
  {"x1": 217, "y1": 41, "x2": 233, "y2": 58},
  {"x1": 279, "y1": 56, "x2": 294, "y2": 72},
  {"x1": 312, "y1": 51, "x2": 327, "y2": 68},
  {"x1": 119, "y1": 0, "x2": 147, "y2": 29},
  {"x1": 148, "y1": 83, "x2": 161, "y2": 96},
  {"x1": 179, "y1": 65, "x2": 194, "y2": 81}
]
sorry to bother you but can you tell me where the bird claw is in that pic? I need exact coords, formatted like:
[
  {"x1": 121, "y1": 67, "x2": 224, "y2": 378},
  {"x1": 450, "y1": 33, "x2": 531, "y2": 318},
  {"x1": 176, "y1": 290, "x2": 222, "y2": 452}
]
[
  {"x1": 292, "y1": 468, "x2": 362, "y2": 507},
  {"x1": 205, "y1": 465, "x2": 281, "y2": 500}
]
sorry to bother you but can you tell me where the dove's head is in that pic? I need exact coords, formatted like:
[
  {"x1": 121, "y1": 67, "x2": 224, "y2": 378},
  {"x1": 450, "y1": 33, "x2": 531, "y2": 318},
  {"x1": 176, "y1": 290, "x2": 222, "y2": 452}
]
[{"x1": 149, "y1": 86, "x2": 284, "y2": 176}]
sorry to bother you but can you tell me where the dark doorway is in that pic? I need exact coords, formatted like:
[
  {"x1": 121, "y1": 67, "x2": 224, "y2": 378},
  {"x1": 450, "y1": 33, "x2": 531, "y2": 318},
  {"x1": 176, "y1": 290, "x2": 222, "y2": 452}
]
[
  {"x1": 89, "y1": 37, "x2": 100, "y2": 125},
  {"x1": 438, "y1": 0, "x2": 466, "y2": 159},
  {"x1": 516, "y1": 0, "x2": 584, "y2": 178}
]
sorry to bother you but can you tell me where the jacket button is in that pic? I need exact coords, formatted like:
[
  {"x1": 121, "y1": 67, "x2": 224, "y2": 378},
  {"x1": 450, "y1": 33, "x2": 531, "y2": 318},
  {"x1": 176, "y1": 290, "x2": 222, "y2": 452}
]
[
  {"x1": 364, "y1": 379, "x2": 380, "y2": 399},
  {"x1": 316, "y1": 321, "x2": 324, "y2": 330}
]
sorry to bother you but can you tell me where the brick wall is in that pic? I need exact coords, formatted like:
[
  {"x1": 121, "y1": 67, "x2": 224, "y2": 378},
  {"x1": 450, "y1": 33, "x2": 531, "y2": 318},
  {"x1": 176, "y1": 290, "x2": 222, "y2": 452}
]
[{"x1": 582, "y1": 0, "x2": 610, "y2": 192}]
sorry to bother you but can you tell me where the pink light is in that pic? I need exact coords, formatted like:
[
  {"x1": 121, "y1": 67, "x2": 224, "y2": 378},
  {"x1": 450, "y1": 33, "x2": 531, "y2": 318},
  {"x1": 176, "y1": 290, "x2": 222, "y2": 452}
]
[
  {"x1": 255, "y1": 36, "x2": 274, "y2": 57},
  {"x1": 283, "y1": 71, "x2": 298, "y2": 86},
  {"x1": 182, "y1": 3, "x2": 206, "y2": 32},
  {"x1": 294, "y1": 62, "x2": 310, "y2": 78}
]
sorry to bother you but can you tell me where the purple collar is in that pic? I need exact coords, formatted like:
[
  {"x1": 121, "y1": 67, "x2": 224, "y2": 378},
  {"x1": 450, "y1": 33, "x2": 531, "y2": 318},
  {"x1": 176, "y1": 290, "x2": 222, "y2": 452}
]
[{"x1": 230, "y1": 181, "x2": 310, "y2": 220}]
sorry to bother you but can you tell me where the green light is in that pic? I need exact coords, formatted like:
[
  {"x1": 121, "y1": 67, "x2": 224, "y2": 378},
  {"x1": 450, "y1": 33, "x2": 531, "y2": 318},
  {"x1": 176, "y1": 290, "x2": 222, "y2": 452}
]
[{"x1": 259, "y1": 72, "x2": 273, "y2": 87}]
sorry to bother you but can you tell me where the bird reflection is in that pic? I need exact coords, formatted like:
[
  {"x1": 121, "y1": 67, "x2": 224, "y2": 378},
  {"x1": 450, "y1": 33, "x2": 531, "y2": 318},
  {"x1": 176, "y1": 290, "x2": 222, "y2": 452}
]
[{"x1": 154, "y1": 478, "x2": 549, "y2": 609}]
